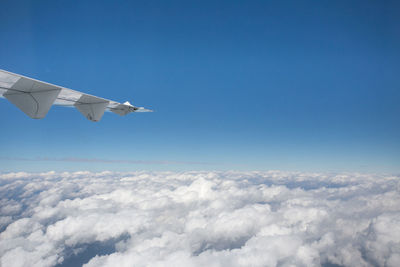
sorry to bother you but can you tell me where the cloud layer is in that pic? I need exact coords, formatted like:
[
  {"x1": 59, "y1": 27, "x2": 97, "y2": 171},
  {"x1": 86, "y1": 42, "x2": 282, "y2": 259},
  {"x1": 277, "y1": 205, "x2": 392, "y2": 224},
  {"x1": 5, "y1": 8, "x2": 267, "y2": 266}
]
[{"x1": 1, "y1": 171, "x2": 400, "y2": 267}]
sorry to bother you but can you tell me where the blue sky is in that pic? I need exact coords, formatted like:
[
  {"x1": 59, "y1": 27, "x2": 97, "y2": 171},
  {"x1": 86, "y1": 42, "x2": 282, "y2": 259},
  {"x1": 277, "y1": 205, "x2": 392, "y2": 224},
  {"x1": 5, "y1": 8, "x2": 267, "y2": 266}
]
[{"x1": 0, "y1": 0, "x2": 399, "y2": 172}]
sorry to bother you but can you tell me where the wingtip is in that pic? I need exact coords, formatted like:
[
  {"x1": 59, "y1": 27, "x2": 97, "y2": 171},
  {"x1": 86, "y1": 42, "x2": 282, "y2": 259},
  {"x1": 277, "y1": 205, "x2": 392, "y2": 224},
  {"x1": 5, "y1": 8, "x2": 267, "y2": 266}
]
[{"x1": 136, "y1": 107, "x2": 153, "y2": 112}]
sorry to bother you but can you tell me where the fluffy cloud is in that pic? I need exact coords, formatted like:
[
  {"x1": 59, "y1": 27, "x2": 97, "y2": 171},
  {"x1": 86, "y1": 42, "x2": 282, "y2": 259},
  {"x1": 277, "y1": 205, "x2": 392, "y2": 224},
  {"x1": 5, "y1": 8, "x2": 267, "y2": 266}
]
[{"x1": 0, "y1": 171, "x2": 399, "y2": 267}]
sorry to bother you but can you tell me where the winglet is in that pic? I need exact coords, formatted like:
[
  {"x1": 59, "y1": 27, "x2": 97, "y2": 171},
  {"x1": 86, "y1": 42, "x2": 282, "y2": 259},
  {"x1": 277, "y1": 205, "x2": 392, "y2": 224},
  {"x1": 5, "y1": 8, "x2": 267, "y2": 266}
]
[{"x1": 110, "y1": 101, "x2": 152, "y2": 116}]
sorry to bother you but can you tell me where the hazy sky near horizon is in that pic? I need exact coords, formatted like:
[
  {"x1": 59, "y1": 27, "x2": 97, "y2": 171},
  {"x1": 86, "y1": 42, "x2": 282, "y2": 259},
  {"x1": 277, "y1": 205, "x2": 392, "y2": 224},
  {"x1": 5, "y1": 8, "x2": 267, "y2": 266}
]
[{"x1": 0, "y1": 0, "x2": 399, "y2": 172}]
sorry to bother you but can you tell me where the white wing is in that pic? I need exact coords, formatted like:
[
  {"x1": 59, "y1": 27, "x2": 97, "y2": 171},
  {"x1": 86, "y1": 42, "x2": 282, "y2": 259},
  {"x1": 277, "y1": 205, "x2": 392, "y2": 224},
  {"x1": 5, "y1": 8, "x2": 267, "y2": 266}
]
[{"x1": 0, "y1": 69, "x2": 152, "y2": 122}]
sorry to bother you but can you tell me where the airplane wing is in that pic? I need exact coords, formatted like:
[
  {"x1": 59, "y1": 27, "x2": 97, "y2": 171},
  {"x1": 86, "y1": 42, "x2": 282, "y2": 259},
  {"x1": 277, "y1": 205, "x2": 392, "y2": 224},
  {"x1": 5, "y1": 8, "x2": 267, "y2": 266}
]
[{"x1": 0, "y1": 69, "x2": 152, "y2": 122}]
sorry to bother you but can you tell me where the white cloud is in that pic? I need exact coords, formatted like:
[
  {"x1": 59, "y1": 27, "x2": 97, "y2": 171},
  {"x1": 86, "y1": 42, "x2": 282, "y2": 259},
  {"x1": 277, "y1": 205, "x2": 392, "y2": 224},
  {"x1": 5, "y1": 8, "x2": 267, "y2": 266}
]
[{"x1": 0, "y1": 171, "x2": 399, "y2": 267}]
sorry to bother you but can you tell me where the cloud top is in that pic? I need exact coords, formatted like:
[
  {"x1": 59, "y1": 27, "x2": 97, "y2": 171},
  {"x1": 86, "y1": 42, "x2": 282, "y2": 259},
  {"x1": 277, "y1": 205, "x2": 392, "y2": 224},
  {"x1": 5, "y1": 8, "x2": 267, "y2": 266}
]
[{"x1": 1, "y1": 171, "x2": 400, "y2": 267}]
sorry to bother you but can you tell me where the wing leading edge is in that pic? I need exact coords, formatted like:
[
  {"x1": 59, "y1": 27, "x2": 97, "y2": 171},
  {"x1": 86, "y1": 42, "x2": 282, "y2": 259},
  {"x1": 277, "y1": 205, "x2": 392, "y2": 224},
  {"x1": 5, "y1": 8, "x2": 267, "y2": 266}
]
[{"x1": 0, "y1": 69, "x2": 152, "y2": 122}]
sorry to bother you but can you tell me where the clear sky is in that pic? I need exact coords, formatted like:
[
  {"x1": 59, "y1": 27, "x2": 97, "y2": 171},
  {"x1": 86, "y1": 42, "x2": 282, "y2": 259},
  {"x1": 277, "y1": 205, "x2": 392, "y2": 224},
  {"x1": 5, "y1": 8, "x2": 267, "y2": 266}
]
[{"x1": 0, "y1": 0, "x2": 399, "y2": 173}]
